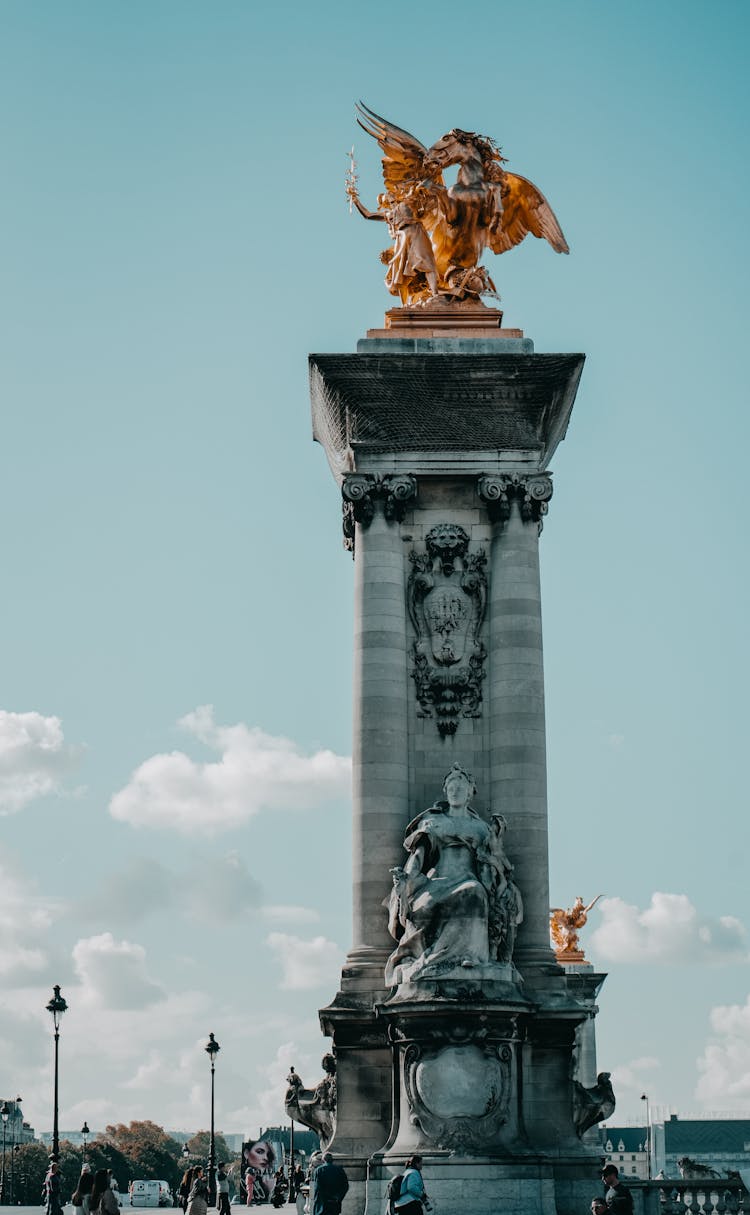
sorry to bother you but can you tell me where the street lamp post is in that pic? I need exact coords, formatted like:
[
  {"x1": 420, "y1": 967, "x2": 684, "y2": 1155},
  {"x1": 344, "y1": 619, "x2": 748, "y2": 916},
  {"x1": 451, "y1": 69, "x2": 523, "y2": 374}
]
[
  {"x1": 11, "y1": 1149, "x2": 19, "y2": 1207},
  {"x1": 640, "y1": 1093, "x2": 651, "y2": 1179},
  {"x1": 46, "y1": 985, "x2": 68, "y2": 1163},
  {"x1": 1, "y1": 1102, "x2": 10, "y2": 1206},
  {"x1": 287, "y1": 1119, "x2": 295, "y2": 1205},
  {"x1": 81, "y1": 1123, "x2": 90, "y2": 1165},
  {"x1": 10, "y1": 1099, "x2": 20, "y2": 1206},
  {"x1": 204, "y1": 1033, "x2": 220, "y2": 1208}
]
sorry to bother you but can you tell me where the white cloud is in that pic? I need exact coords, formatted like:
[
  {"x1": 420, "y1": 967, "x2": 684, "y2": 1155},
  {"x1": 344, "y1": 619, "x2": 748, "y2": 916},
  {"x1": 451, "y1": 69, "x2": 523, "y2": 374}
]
[
  {"x1": 0, "y1": 847, "x2": 63, "y2": 978},
  {"x1": 696, "y1": 995, "x2": 750, "y2": 1105},
  {"x1": 261, "y1": 905, "x2": 321, "y2": 926},
  {"x1": 590, "y1": 893, "x2": 748, "y2": 964},
  {"x1": 611, "y1": 1055, "x2": 660, "y2": 1090},
  {"x1": 0, "y1": 709, "x2": 80, "y2": 814},
  {"x1": 183, "y1": 850, "x2": 262, "y2": 921},
  {"x1": 109, "y1": 706, "x2": 351, "y2": 835},
  {"x1": 224, "y1": 1039, "x2": 323, "y2": 1133},
  {"x1": 72, "y1": 933, "x2": 165, "y2": 1009},
  {"x1": 77, "y1": 850, "x2": 263, "y2": 929},
  {"x1": 266, "y1": 932, "x2": 343, "y2": 991}
]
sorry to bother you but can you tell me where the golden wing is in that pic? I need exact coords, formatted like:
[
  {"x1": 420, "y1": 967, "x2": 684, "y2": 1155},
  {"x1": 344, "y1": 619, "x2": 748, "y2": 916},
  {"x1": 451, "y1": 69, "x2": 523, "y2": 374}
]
[
  {"x1": 356, "y1": 101, "x2": 444, "y2": 197},
  {"x1": 490, "y1": 171, "x2": 570, "y2": 255}
]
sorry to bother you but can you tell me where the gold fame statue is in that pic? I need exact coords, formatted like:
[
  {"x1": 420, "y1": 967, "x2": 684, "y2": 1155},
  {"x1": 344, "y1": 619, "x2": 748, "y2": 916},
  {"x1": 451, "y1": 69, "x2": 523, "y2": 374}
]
[
  {"x1": 550, "y1": 895, "x2": 603, "y2": 961},
  {"x1": 346, "y1": 102, "x2": 569, "y2": 308}
]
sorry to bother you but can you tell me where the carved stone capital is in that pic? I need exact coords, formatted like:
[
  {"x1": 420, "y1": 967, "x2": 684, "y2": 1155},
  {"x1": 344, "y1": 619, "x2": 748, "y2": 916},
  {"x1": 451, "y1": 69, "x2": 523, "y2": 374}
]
[
  {"x1": 341, "y1": 473, "x2": 417, "y2": 552},
  {"x1": 477, "y1": 472, "x2": 553, "y2": 529}
]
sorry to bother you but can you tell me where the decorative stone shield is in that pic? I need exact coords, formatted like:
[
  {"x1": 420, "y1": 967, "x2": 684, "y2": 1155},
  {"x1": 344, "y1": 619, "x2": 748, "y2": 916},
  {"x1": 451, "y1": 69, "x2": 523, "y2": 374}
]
[
  {"x1": 403, "y1": 1041, "x2": 512, "y2": 1151},
  {"x1": 407, "y1": 524, "x2": 487, "y2": 735}
]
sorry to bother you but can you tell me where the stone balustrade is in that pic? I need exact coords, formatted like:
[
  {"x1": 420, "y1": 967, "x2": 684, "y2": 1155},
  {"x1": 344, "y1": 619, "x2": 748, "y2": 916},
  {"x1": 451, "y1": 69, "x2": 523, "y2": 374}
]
[{"x1": 626, "y1": 1178, "x2": 749, "y2": 1214}]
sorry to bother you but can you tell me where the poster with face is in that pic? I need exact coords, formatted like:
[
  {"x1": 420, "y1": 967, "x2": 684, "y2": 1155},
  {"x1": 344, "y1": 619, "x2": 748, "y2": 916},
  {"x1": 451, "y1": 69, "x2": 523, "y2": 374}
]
[{"x1": 241, "y1": 1141, "x2": 276, "y2": 1205}]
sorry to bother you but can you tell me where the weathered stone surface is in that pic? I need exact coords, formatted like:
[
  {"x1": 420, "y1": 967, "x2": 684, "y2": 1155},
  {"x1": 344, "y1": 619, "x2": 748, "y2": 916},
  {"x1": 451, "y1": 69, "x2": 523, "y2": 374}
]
[
  {"x1": 309, "y1": 337, "x2": 606, "y2": 1215},
  {"x1": 311, "y1": 352, "x2": 585, "y2": 480}
]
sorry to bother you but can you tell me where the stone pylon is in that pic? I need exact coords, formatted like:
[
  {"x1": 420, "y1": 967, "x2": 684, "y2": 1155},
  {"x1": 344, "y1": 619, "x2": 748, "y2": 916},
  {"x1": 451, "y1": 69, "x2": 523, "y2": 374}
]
[{"x1": 299, "y1": 311, "x2": 609, "y2": 1215}]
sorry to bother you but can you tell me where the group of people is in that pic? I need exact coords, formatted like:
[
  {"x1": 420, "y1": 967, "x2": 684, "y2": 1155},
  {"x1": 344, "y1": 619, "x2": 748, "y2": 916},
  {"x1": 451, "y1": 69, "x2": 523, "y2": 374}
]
[
  {"x1": 178, "y1": 1163, "x2": 232, "y2": 1215},
  {"x1": 44, "y1": 1150, "x2": 631, "y2": 1215},
  {"x1": 44, "y1": 1161, "x2": 120, "y2": 1215}
]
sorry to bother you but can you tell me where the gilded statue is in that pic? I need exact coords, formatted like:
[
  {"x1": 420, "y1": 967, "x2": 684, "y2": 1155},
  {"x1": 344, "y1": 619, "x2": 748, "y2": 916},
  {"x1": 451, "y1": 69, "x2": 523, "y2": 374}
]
[
  {"x1": 385, "y1": 764, "x2": 523, "y2": 988},
  {"x1": 346, "y1": 102, "x2": 569, "y2": 307},
  {"x1": 550, "y1": 894, "x2": 602, "y2": 960}
]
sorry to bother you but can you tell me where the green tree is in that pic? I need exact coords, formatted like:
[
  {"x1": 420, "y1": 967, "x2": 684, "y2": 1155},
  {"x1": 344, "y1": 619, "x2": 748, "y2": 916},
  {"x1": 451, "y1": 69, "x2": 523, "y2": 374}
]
[
  {"x1": 58, "y1": 1141, "x2": 85, "y2": 1202},
  {"x1": 13, "y1": 1142, "x2": 49, "y2": 1205},
  {"x1": 87, "y1": 1139, "x2": 134, "y2": 1194},
  {"x1": 104, "y1": 1121, "x2": 183, "y2": 1188},
  {"x1": 185, "y1": 1131, "x2": 232, "y2": 1166}
]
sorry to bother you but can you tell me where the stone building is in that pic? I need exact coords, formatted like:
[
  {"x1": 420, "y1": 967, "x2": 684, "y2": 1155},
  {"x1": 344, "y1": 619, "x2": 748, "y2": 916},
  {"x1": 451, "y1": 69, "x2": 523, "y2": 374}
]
[
  {"x1": 652, "y1": 1115, "x2": 750, "y2": 1178},
  {"x1": 0, "y1": 1100, "x2": 34, "y2": 1144},
  {"x1": 600, "y1": 1126, "x2": 649, "y2": 1179}
]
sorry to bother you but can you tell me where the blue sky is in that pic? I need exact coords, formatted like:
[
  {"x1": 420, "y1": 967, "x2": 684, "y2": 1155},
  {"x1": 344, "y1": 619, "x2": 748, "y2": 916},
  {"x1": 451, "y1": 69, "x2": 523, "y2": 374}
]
[{"x1": 1, "y1": 0, "x2": 749, "y2": 1138}]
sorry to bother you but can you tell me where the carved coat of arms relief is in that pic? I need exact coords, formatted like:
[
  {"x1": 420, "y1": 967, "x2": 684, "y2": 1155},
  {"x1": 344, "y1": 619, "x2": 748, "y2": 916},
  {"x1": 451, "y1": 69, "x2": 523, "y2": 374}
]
[{"x1": 407, "y1": 524, "x2": 488, "y2": 735}]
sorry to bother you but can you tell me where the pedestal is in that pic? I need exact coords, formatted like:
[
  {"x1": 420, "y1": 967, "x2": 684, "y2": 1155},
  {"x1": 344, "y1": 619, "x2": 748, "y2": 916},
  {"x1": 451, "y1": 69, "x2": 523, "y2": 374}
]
[{"x1": 304, "y1": 326, "x2": 608, "y2": 1215}]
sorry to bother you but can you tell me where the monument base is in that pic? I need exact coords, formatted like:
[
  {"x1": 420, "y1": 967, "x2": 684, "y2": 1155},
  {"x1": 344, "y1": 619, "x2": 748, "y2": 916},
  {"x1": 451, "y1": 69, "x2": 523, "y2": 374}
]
[{"x1": 358, "y1": 1156, "x2": 603, "y2": 1215}]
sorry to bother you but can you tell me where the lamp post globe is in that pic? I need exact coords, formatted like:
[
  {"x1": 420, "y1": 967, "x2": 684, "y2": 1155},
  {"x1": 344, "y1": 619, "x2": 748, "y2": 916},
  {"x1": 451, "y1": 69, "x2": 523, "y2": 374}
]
[
  {"x1": 81, "y1": 1122, "x2": 90, "y2": 1165},
  {"x1": 45, "y1": 985, "x2": 68, "y2": 1163},
  {"x1": 204, "y1": 1034, "x2": 220, "y2": 1207},
  {"x1": 1, "y1": 1102, "x2": 9, "y2": 1206}
]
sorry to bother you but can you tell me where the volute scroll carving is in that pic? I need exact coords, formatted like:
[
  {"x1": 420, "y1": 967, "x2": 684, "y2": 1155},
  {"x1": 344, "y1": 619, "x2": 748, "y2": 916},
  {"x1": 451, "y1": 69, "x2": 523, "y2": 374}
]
[
  {"x1": 478, "y1": 473, "x2": 553, "y2": 530},
  {"x1": 407, "y1": 523, "x2": 487, "y2": 735},
  {"x1": 341, "y1": 473, "x2": 417, "y2": 553}
]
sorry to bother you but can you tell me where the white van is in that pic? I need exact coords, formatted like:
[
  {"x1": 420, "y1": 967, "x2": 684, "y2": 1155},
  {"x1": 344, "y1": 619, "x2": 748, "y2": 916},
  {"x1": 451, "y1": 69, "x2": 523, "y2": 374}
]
[{"x1": 129, "y1": 1181, "x2": 161, "y2": 1208}]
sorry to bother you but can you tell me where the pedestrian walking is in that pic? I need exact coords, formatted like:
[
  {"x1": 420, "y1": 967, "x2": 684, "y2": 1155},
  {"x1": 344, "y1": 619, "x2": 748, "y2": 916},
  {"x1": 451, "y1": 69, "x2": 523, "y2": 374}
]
[
  {"x1": 73, "y1": 1164, "x2": 94, "y2": 1215},
  {"x1": 305, "y1": 1153, "x2": 323, "y2": 1215},
  {"x1": 180, "y1": 1169, "x2": 195, "y2": 1213},
  {"x1": 89, "y1": 1169, "x2": 120, "y2": 1215},
  {"x1": 312, "y1": 1153, "x2": 349, "y2": 1215},
  {"x1": 392, "y1": 1156, "x2": 431, "y2": 1215},
  {"x1": 187, "y1": 1167, "x2": 209, "y2": 1215},
  {"x1": 217, "y1": 1164, "x2": 231, "y2": 1215},
  {"x1": 44, "y1": 1163, "x2": 64, "y2": 1215},
  {"x1": 601, "y1": 1166, "x2": 634, "y2": 1215},
  {"x1": 293, "y1": 1166, "x2": 305, "y2": 1215}
]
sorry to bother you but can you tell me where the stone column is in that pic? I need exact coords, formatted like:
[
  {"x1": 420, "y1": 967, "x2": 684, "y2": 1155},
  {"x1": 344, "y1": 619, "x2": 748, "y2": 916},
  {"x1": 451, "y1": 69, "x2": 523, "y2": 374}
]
[
  {"x1": 480, "y1": 473, "x2": 556, "y2": 972},
  {"x1": 343, "y1": 474, "x2": 415, "y2": 978}
]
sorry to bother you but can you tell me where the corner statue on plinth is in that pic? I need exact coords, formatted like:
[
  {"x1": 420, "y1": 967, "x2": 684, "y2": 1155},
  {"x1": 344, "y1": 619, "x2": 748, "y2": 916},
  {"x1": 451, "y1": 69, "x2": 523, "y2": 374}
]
[
  {"x1": 550, "y1": 894, "x2": 603, "y2": 963},
  {"x1": 284, "y1": 1055, "x2": 337, "y2": 1149},
  {"x1": 385, "y1": 764, "x2": 523, "y2": 990},
  {"x1": 346, "y1": 102, "x2": 568, "y2": 307}
]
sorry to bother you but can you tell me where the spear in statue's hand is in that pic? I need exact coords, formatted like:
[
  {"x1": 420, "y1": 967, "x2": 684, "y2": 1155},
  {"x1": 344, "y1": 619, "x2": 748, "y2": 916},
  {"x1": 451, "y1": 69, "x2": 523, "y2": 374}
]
[{"x1": 345, "y1": 146, "x2": 358, "y2": 211}]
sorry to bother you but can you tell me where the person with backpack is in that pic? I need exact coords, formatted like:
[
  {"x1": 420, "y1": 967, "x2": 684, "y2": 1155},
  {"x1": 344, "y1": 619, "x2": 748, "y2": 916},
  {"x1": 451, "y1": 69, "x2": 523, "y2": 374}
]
[{"x1": 390, "y1": 1156, "x2": 431, "y2": 1215}]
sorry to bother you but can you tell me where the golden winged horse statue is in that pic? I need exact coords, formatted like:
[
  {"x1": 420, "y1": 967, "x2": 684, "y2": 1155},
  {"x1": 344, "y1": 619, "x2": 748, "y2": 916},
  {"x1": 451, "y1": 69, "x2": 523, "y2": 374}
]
[{"x1": 347, "y1": 102, "x2": 569, "y2": 307}]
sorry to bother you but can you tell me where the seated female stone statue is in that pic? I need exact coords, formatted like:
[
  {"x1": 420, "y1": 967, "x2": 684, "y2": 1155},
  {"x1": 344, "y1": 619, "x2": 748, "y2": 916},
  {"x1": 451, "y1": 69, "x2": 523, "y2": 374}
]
[{"x1": 385, "y1": 764, "x2": 522, "y2": 987}]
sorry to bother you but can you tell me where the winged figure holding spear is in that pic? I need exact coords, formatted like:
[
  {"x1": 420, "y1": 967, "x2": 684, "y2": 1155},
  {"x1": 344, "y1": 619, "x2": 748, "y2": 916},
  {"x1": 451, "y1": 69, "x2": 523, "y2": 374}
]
[{"x1": 346, "y1": 102, "x2": 569, "y2": 307}]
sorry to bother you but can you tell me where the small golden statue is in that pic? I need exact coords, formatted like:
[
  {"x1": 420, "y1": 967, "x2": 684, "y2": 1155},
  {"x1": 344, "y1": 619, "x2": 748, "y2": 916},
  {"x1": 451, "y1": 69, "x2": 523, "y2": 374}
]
[
  {"x1": 346, "y1": 102, "x2": 569, "y2": 308},
  {"x1": 550, "y1": 895, "x2": 602, "y2": 962}
]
